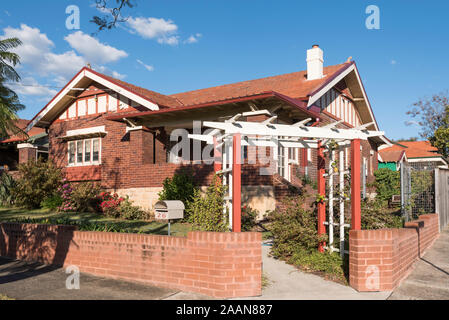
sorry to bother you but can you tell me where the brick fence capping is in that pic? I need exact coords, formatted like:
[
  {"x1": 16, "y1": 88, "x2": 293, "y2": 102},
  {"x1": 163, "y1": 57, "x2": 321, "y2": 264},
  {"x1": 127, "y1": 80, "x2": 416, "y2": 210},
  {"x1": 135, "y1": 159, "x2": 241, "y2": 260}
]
[
  {"x1": 0, "y1": 223, "x2": 262, "y2": 298},
  {"x1": 349, "y1": 213, "x2": 440, "y2": 292}
]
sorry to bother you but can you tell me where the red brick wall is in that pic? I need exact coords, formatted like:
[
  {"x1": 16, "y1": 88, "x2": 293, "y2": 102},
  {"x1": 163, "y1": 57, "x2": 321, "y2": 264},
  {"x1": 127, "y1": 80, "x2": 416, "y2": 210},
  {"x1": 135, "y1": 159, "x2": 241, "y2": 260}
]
[
  {"x1": 349, "y1": 214, "x2": 439, "y2": 291},
  {"x1": 0, "y1": 222, "x2": 262, "y2": 298},
  {"x1": 18, "y1": 147, "x2": 37, "y2": 164}
]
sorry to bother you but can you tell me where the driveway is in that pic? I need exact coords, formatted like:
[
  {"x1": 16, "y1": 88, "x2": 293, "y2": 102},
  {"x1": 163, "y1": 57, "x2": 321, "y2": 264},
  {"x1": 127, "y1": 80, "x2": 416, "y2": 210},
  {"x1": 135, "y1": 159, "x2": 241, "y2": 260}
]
[
  {"x1": 389, "y1": 226, "x2": 449, "y2": 300},
  {"x1": 0, "y1": 257, "x2": 212, "y2": 300}
]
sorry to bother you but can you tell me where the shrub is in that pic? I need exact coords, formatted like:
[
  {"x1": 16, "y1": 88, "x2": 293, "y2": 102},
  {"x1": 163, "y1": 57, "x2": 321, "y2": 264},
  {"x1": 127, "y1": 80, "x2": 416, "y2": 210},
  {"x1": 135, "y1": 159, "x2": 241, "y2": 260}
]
[
  {"x1": 241, "y1": 205, "x2": 258, "y2": 231},
  {"x1": 187, "y1": 175, "x2": 229, "y2": 232},
  {"x1": 373, "y1": 168, "x2": 400, "y2": 202},
  {"x1": 158, "y1": 173, "x2": 198, "y2": 218},
  {"x1": 13, "y1": 159, "x2": 62, "y2": 209},
  {"x1": 267, "y1": 197, "x2": 325, "y2": 258},
  {"x1": 288, "y1": 250, "x2": 346, "y2": 283},
  {"x1": 99, "y1": 192, "x2": 125, "y2": 217},
  {"x1": 41, "y1": 195, "x2": 63, "y2": 210},
  {"x1": 0, "y1": 173, "x2": 16, "y2": 207},
  {"x1": 119, "y1": 197, "x2": 150, "y2": 220},
  {"x1": 70, "y1": 182, "x2": 102, "y2": 212},
  {"x1": 361, "y1": 199, "x2": 403, "y2": 229}
]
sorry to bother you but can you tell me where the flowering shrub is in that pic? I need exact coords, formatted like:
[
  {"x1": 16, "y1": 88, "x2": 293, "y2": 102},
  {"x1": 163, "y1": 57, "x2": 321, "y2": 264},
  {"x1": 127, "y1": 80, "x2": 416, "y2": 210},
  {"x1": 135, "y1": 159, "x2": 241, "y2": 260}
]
[
  {"x1": 99, "y1": 192, "x2": 125, "y2": 217},
  {"x1": 58, "y1": 181, "x2": 75, "y2": 212},
  {"x1": 58, "y1": 181, "x2": 101, "y2": 213}
]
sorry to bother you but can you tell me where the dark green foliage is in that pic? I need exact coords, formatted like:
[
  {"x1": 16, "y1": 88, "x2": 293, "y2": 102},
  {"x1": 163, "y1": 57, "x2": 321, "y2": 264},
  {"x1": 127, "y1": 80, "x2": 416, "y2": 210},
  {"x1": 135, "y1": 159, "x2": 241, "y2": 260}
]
[
  {"x1": 361, "y1": 200, "x2": 403, "y2": 230},
  {"x1": 12, "y1": 159, "x2": 62, "y2": 209},
  {"x1": 0, "y1": 173, "x2": 16, "y2": 206},
  {"x1": 40, "y1": 195, "x2": 63, "y2": 210},
  {"x1": 288, "y1": 250, "x2": 346, "y2": 283},
  {"x1": 241, "y1": 206, "x2": 258, "y2": 231},
  {"x1": 373, "y1": 168, "x2": 400, "y2": 202},
  {"x1": 187, "y1": 175, "x2": 229, "y2": 232},
  {"x1": 267, "y1": 198, "x2": 324, "y2": 258},
  {"x1": 158, "y1": 173, "x2": 198, "y2": 219}
]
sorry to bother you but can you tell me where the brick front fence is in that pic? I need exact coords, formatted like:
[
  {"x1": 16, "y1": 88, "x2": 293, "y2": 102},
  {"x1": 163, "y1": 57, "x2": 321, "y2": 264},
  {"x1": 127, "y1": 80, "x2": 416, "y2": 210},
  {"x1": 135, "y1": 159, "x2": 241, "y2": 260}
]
[
  {"x1": 349, "y1": 214, "x2": 439, "y2": 291},
  {"x1": 0, "y1": 223, "x2": 262, "y2": 298}
]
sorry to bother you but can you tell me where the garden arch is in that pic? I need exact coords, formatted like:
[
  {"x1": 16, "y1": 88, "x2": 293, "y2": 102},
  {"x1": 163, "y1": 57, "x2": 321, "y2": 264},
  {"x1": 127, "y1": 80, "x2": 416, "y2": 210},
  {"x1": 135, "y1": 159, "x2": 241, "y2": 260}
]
[{"x1": 188, "y1": 110, "x2": 384, "y2": 254}]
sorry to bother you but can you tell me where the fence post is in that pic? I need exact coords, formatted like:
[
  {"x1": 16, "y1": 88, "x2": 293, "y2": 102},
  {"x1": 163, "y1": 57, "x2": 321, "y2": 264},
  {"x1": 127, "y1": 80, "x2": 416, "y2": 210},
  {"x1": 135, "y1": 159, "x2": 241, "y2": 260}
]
[
  {"x1": 351, "y1": 139, "x2": 361, "y2": 230},
  {"x1": 232, "y1": 134, "x2": 241, "y2": 232},
  {"x1": 317, "y1": 140, "x2": 326, "y2": 251}
]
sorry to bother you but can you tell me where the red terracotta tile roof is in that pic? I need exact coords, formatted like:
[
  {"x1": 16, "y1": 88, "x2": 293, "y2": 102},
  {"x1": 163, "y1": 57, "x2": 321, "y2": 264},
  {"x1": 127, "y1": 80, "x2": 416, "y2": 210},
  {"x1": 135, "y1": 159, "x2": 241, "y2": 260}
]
[
  {"x1": 95, "y1": 71, "x2": 184, "y2": 108},
  {"x1": 379, "y1": 149, "x2": 405, "y2": 162},
  {"x1": 380, "y1": 141, "x2": 443, "y2": 159},
  {"x1": 169, "y1": 63, "x2": 350, "y2": 107},
  {"x1": 0, "y1": 119, "x2": 45, "y2": 144}
]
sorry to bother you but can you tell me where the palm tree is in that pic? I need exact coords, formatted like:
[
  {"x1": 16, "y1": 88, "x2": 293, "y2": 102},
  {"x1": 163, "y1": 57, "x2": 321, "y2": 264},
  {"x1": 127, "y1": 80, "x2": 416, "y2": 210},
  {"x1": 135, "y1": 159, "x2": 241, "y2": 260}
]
[{"x1": 0, "y1": 37, "x2": 25, "y2": 139}]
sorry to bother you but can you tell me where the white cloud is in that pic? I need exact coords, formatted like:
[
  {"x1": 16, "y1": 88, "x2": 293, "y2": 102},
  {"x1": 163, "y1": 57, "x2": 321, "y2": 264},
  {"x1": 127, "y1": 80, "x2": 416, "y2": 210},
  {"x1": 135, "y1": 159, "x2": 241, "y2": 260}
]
[
  {"x1": 1, "y1": 24, "x2": 85, "y2": 79},
  {"x1": 184, "y1": 33, "x2": 202, "y2": 44},
  {"x1": 137, "y1": 59, "x2": 154, "y2": 72},
  {"x1": 127, "y1": 17, "x2": 179, "y2": 45},
  {"x1": 6, "y1": 76, "x2": 57, "y2": 98},
  {"x1": 65, "y1": 31, "x2": 128, "y2": 64},
  {"x1": 391, "y1": 60, "x2": 397, "y2": 65},
  {"x1": 0, "y1": 24, "x2": 128, "y2": 98}
]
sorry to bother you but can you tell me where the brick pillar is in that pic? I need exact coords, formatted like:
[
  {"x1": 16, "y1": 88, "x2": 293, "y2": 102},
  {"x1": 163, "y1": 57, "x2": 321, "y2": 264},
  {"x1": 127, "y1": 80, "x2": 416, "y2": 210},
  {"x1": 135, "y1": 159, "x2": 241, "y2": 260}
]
[
  {"x1": 128, "y1": 127, "x2": 155, "y2": 164},
  {"x1": 17, "y1": 143, "x2": 38, "y2": 164}
]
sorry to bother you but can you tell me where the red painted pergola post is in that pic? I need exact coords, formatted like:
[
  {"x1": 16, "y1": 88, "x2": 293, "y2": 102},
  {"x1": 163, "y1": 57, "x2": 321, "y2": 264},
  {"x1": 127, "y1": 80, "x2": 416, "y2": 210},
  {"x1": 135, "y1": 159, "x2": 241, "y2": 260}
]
[
  {"x1": 232, "y1": 133, "x2": 242, "y2": 232},
  {"x1": 317, "y1": 140, "x2": 326, "y2": 252},
  {"x1": 213, "y1": 137, "x2": 222, "y2": 182},
  {"x1": 351, "y1": 139, "x2": 361, "y2": 230}
]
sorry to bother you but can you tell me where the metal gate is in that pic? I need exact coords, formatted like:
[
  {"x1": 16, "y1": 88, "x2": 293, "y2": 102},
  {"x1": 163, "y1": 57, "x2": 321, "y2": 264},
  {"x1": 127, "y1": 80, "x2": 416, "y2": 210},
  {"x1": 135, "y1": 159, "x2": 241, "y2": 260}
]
[
  {"x1": 400, "y1": 162, "x2": 435, "y2": 222},
  {"x1": 435, "y1": 168, "x2": 449, "y2": 231}
]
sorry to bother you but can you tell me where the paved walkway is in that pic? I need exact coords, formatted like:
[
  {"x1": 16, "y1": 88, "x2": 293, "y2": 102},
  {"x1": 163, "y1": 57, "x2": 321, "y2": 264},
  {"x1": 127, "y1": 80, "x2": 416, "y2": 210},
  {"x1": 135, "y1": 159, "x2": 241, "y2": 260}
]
[
  {"x1": 0, "y1": 257, "x2": 211, "y2": 300},
  {"x1": 389, "y1": 226, "x2": 449, "y2": 300},
  {"x1": 236, "y1": 244, "x2": 390, "y2": 300}
]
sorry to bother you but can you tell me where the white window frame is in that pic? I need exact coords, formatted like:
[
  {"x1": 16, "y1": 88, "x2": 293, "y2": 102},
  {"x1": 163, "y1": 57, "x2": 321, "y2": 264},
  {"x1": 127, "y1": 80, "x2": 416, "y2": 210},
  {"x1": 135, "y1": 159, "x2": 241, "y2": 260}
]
[{"x1": 67, "y1": 137, "x2": 102, "y2": 167}]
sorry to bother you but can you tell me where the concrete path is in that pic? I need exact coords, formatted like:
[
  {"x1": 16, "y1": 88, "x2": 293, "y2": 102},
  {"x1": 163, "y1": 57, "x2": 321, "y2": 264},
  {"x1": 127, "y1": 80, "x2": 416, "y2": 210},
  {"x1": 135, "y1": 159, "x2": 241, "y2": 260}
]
[
  {"x1": 0, "y1": 257, "x2": 211, "y2": 300},
  {"x1": 236, "y1": 245, "x2": 391, "y2": 300},
  {"x1": 389, "y1": 226, "x2": 449, "y2": 300}
]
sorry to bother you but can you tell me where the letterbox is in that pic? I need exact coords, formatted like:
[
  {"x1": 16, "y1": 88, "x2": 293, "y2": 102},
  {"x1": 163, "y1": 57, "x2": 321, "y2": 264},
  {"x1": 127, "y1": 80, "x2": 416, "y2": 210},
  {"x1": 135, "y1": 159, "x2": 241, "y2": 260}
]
[{"x1": 154, "y1": 200, "x2": 185, "y2": 220}]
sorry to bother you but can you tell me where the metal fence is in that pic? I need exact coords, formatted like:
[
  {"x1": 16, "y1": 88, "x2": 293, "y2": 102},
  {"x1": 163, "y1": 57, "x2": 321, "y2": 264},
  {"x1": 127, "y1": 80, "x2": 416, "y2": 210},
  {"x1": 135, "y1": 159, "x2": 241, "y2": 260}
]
[
  {"x1": 400, "y1": 162, "x2": 435, "y2": 222},
  {"x1": 435, "y1": 168, "x2": 449, "y2": 231}
]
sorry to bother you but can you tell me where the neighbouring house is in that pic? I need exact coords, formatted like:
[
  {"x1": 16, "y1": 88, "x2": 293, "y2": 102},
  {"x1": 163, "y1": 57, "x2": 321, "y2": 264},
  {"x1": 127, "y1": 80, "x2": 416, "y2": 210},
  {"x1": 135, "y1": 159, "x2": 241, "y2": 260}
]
[
  {"x1": 25, "y1": 45, "x2": 389, "y2": 214},
  {"x1": 0, "y1": 119, "x2": 48, "y2": 173},
  {"x1": 379, "y1": 140, "x2": 448, "y2": 171}
]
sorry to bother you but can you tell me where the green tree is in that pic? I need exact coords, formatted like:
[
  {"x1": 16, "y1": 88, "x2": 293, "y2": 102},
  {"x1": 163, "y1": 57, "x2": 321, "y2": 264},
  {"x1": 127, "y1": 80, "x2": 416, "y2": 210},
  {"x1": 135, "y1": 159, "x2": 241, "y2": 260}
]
[
  {"x1": 0, "y1": 38, "x2": 25, "y2": 139},
  {"x1": 431, "y1": 105, "x2": 449, "y2": 158},
  {"x1": 406, "y1": 92, "x2": 449, "y2": 158}
]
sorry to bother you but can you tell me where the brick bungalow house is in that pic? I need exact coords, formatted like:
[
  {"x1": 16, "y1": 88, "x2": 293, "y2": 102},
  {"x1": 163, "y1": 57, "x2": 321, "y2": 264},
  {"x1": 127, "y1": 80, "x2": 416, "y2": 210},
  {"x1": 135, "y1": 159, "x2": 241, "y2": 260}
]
[
  {"x1": 25, "y1": 45, "x2": 389, "y2": 214},
  {"x1": 0, "y1": 119, "x2": 47, "y2": 173}
]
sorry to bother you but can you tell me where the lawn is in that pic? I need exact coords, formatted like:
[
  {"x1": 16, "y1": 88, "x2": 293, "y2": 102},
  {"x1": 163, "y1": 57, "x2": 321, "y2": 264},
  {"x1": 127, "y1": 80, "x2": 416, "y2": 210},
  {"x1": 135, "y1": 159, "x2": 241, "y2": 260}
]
[{"x1": 0, "y1": 207, "x2": 193, "y2": 237}]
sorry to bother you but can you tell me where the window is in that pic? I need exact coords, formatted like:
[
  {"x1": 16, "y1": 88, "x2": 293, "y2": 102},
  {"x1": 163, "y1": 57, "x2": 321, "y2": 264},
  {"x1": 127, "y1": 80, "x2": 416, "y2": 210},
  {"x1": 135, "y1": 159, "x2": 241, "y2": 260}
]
[
  {"x1": 68, "y1": 142, "x2": 75, "y2": 164},
  {"x1": 68, "y1": 138, "x2": 101, "y2": 166}
]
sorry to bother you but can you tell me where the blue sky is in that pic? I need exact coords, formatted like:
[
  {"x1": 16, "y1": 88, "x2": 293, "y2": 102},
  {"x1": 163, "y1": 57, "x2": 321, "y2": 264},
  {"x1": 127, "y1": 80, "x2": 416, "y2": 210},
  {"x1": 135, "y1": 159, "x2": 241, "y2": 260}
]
[{"x1": 1, "y1": 0, "x2": 448, "y2": 140}]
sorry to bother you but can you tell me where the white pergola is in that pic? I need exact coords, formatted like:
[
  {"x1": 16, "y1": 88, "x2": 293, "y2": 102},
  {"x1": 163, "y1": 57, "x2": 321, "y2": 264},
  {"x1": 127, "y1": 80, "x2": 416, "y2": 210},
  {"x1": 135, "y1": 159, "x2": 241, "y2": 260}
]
[{"x1": 188, "y1": 110, "x2": 384, "y2": 254}]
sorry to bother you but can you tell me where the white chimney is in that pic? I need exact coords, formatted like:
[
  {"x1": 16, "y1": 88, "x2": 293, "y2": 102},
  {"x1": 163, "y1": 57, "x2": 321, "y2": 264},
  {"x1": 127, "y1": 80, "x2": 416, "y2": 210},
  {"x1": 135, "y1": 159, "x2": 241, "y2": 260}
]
[{"x1": 306, "y1": 45, "x2": 324, "y2": 80}]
